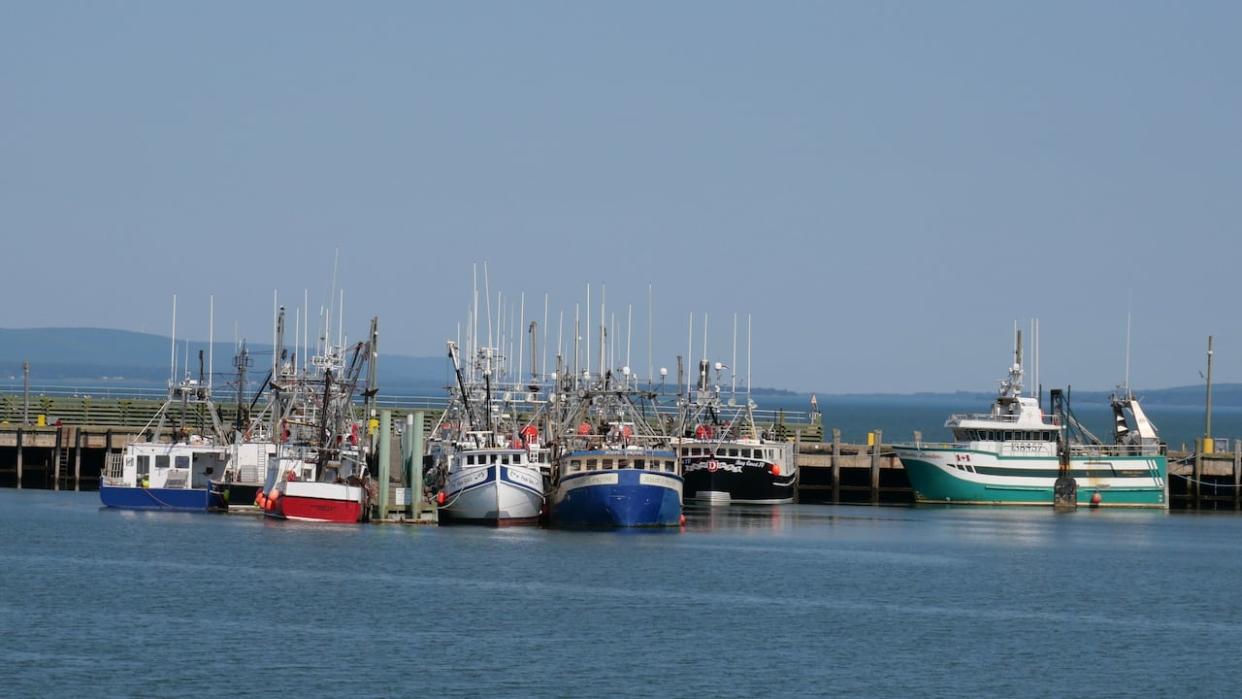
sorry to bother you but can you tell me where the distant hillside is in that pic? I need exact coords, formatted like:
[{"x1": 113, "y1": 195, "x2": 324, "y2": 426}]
[
  {"x1": 0, "y1": 327, "x2": 447, "y2": 390},
  {"x1": 820, "y1": 384, "x2": 1232, "y2": 409},
  {"x1": 1, "y1": 327, "x2": 1236, "y2": 407}
]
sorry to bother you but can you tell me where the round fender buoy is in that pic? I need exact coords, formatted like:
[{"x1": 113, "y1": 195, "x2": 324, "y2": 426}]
[
  {"x1": 1090, "y1": 491, "x2": 1102, "y2": 506},
  {"x1": 679, "y1": 514, "x2": 686, "y2": 526},
  {"x1": 436, "y1": 492, "x2": 447, "y2": 506}
]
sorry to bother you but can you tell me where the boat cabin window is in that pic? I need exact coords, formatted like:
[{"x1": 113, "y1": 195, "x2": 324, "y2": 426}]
[
  {"x1": 665, "y1": 460, "x2": 676, "y2": 472},
  {"x1": 634, "y1": 459, "x2": 646, "y2": 470},
  {"x1": 155, "y1": 455, "x2": 169, "y2": 469},
  {"x1": 136, "y1": 455, "x2": 150, "y2": 477},
  {"x1": 586, "y1": 459, "x2": 598, "y2": 470},
  {"x1": 175, "y1": 455, "x2": 190, "y2": 469},
  {"x1": 499, "y1": 454, "x2": 510, "y2": 465}
]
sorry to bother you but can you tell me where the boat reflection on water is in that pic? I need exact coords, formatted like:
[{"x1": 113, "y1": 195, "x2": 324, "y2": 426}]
[{"x1": 683, "y1": 502, "x2": 795, "y2": 533}]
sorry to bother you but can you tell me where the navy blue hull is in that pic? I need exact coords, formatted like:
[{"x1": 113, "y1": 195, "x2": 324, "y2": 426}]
[
  {"x1": 552, "y1": 470, "x2": 682, "y2": 528},
  {"x1": 99, "y1": 483, "x2": 226, "y2": 512}
]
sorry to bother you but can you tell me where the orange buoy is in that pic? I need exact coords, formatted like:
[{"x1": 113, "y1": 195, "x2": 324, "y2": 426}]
[
  {"x1": 679, "y1": 514, "x2": 687, "y2": 526},
  {"x1": 1091, "y1": 491, "x2": 1102, "y2": 506},
  {"x1": 269, "y1": 489, "x2": 281, "y2": 502},
  {"x1": 253, "y1": 491, "x2": 263, "y2": 506},
  {"x1": 770, "y1": 464, "x2": 782, "y2": 477},
  {"x1": 436, "y1": 492, "x2": 447, "y2": 506}
]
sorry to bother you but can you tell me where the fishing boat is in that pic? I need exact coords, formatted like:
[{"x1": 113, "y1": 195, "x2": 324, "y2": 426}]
[
  {"x1": 553, "y1": 441, "x2": 683, "y2": 527},
  {"x1": 255, "y1": 309, "x2": 379, "y2": 524},
  {"x1": 433, "y1": 431, "x2": 548, "y2": 526},
  {"x1": 892, "y1": 331, "x2": 1167, "y2": 508},
  {"x1": 425, "y1": 294, "x2": 551, "y2": 525},
  {"x1": 100, "y1": 298, "x2": 236, "y2": 512},
  {"x1": 549, "y1": 381, "x2": 683, "y2": 528},
  {"x1": 263, "y1": 449, "x2": 370, "y2": 523},
  {"x1": 101, "y1": 430, "x2": 231, "y2": 511},
  {"x1": 674, "y1": 359, "x2": 796, "y2": 505}
]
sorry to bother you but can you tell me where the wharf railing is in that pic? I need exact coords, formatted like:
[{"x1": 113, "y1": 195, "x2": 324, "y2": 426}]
[{"x1": 0, "y1": 385, "x2": 821, "y2": 436}]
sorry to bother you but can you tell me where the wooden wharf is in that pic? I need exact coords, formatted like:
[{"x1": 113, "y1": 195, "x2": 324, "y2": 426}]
[{"x1": 0, "y1": 398, "x2": 1235, "y2": 510}]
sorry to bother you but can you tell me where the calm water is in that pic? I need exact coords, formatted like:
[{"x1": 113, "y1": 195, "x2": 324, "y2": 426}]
[{"x1": 2, "y1": 490, "x2": 1240, "y2": 697}]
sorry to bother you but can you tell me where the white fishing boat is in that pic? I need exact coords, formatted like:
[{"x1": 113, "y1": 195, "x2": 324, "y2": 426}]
[{"x1": 426, "y1": 340, "x2": 549, "y2": 525}]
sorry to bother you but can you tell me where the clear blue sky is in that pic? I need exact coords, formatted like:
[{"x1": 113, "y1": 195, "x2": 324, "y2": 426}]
[{"x1": 2, "y1": 1, "x2": 1239, "y2": 393}]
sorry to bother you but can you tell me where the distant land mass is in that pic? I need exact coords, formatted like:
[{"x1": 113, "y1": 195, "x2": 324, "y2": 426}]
[
  {"x1": 0, "y1": 327, "x2": 446, "y2": 392},
  {"x1": 0, "y1": 327, "x2": 1230, "y2": 408}
]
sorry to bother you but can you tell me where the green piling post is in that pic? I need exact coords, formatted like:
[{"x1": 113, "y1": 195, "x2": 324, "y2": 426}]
[
  {"x1": 411, "y1": 411, "x2": 429, "y2": 520},
  {"x1": 377, "y1": 409, "x2": 392, "y2": 520}
]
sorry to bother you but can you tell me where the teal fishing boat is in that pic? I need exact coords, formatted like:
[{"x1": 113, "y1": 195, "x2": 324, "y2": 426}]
[{"x1": 893, "y1": 331, "x2": 1167, "y2": 508}]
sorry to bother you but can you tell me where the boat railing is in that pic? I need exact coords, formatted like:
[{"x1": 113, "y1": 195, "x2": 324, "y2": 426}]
[
  {"x1": 948, "y1": 412, "x2": 1062, "y2": 426},
  {"x1": 1068, "y1": 444, "x2": 1165, "y2": 458},
  {"x1": 893, "y1": 441, "x2": 1163, "y2": 458}
]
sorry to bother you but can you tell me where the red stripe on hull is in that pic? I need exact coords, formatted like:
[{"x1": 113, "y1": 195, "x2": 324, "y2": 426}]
[{"x1": 269, "y1": 495, "x2": 364, "y2": 523}]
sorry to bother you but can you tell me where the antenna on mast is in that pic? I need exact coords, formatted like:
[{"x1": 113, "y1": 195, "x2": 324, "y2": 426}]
[
  {"x1": 325, "y1": 249, "x2": 339, "y2": 351},
  {"x1": 302, "y1": 289, "x2": 309, "y2": 374},
  {"x1": 542, "y1": 293, "x2": 549, "y2": 380},
  {"x1": 746, "y1": 314, "x2": 752, "y2": 400},
  {"x1": 686, "y1": 312, "x2": 694, "y2": 398},
  {"x1": 1124, "y1": 292, "x2": 1133, "y2": 398},
  {"x1": 626, "y1": 303, "x2": 633, "y2": 387},
  {"x1": 483, "y1": 261, "x2": 493, "y2": 349},
  {"x1": 647, "y1": 284, "x2": 653, "y2": 386},
  {"x1": 208, "y1": 294, "x2": 214, "y2": 392},
  {"x1": 170, "y1": 294, "x2": 177, "y2": 387},
  {"x1": 518, "y1": 292, "x2": 526, "y2": 386},
  {"x1": 586, "y1": 283, "x2": 592, "y2": 379},
  {"x1": 731, "y1": 313, "x2": 738, "y2": 398}
]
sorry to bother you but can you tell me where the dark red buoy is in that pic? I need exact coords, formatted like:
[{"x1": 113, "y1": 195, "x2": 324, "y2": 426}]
[{"x1": 1090, "y1": 491, "x2": 1102, "y2": 506}]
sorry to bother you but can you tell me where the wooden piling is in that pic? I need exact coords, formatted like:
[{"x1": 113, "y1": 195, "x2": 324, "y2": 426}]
[
  {"x1": 15, "y1": 428, "x2": 23, "y2": 489},
  {"x1": 74, "y1": 429, "x2": 83, "y2": 492},
  {"x1": 870, "y1": 429, "x2": 883, "y2": 504},
  {"x1": 793, "y1": 430, "x2": 802, "y2": 503},
  {"x1": 831, "y1": 428, "x2": 841, "y2": 505},
  {"x1": 53, "y1": 426, "x2": 62, "y2": 491},
  {"x1": 1234, "y1": 440, "x2": 1240, "y2": 511},
  {"x1": 1194, "y1": 448, "x2": 1202, "y2": 510},
  {"x1": 376, "y1": 409, "x2": 392, "y2": 520}
]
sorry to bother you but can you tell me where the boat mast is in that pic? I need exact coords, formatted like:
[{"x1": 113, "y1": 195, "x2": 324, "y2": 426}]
[{"x1": 731, "y1": 313, "x2": 738, "y2": 400}]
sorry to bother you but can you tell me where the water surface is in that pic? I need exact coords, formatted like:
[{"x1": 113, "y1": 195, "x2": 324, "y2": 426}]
[{"x1": 1, "y1": 491, "x2": 1238, "y2": 697}]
